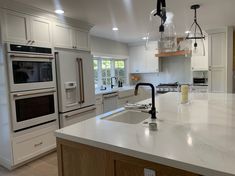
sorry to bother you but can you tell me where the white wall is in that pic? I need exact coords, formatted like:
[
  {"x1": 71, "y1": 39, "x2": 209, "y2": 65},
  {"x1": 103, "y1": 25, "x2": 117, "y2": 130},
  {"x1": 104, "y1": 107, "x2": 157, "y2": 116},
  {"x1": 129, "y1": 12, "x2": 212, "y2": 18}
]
[
  {"x1": 134, "y1": 56, "x2": 191, "y2": 85},
  {"x1": 90, "y1": 36, "x2": 129, "y2": 58}
]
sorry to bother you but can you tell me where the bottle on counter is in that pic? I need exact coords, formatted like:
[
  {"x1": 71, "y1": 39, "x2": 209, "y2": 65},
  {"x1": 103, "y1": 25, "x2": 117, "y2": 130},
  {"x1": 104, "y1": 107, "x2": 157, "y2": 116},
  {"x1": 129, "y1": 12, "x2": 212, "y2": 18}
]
[{"x1": 180, "y1": 84, "x2": 189, "y2": 104}]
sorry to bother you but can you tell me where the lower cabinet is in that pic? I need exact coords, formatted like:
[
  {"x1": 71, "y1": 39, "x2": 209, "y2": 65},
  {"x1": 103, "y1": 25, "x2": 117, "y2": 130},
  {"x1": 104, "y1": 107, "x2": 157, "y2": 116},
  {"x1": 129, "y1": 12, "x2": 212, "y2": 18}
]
[
  {"x1": 57, "y1": 139, "x2": 201, "y2": 176},
  {"x1": 12, "y1": 124, "x2": 57, "y2": 165}
]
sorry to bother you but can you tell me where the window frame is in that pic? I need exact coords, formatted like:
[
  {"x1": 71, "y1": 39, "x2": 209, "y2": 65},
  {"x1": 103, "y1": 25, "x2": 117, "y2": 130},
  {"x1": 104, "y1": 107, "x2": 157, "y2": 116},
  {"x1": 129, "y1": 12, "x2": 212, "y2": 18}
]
[{"x1": 93, "y1": 57, "x2": 127, "y2": 88}]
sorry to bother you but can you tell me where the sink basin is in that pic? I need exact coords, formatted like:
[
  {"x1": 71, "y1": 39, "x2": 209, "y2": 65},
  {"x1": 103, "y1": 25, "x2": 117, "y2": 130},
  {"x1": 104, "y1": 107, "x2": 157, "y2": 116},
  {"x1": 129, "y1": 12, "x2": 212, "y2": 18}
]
[{"x1": 102, "y1": 110, "x2": 150, "y2": 124}]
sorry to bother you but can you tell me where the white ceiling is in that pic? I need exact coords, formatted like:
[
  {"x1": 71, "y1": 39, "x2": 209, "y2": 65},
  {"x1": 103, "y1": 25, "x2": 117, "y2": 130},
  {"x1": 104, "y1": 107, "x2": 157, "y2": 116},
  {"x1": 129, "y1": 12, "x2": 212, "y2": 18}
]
[{"x1": 15, "y1": 0, "x2": 235, "y2": 43}]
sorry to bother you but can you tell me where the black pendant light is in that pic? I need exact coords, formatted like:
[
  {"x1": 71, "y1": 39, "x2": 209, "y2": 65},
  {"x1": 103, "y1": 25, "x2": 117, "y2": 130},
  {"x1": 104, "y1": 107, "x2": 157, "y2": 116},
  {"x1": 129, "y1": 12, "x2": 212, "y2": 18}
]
[
  {"x1": 154, "y1": 0, "x2": 167, "y2": 33},
  {"x1": 186, "y1": 4, "x2": 205, "y2": 50}
]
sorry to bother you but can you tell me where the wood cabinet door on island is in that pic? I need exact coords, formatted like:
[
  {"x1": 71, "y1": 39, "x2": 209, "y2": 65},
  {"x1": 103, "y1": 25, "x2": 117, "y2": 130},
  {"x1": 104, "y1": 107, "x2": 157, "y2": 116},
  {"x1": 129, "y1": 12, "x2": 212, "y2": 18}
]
[{"x1": 57, "y1": 139, "x2": 201, "y2": 176}]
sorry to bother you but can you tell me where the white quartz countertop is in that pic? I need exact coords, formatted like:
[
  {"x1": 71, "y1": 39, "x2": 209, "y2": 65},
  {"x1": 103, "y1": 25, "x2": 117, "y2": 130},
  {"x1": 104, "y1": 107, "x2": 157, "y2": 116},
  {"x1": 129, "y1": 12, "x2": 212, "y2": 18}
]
[{"x1": 55, "y1": 93, "x2": 235, "y2": 176}]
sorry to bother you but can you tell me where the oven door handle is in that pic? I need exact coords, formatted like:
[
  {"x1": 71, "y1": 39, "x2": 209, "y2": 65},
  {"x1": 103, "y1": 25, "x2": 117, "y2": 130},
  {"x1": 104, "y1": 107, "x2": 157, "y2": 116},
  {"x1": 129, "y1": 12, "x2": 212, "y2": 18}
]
[
  {"x1": 10, "y1": 54, "x2": 54, "y2": 59},
  {"x1": 13, "y1": 89, "x2": 56, "y2": 97}
]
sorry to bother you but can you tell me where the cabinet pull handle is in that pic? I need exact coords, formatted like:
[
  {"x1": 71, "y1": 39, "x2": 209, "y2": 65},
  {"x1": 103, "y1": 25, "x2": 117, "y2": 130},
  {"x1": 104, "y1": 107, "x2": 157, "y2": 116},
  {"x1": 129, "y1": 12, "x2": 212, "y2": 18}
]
[{"x1": 34, "y1": 141, "x2": 43, "y2": 147}]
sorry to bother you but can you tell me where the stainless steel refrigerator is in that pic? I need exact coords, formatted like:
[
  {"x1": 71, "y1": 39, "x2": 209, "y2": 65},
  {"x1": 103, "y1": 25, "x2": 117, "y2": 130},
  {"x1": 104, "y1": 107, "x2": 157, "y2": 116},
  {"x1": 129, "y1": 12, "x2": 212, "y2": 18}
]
[{"x1": 55, "y1": 49, "x2": 96, "y2": 127}]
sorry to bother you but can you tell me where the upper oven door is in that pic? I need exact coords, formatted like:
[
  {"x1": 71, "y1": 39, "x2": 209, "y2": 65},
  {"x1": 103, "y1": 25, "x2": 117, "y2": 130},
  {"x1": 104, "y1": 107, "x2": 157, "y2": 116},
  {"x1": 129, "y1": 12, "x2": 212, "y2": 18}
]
[
  {"x1": 10, "y1": 88, "x2": 58, "y2": 132},
  {"x1": 8, "y1": 53, "x2": 56, "y2": 92}
]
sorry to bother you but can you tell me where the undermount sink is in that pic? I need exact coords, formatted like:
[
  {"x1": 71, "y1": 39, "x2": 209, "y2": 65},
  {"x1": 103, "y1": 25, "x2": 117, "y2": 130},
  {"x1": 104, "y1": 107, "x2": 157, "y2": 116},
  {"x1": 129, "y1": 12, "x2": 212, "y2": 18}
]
[{"x1": 102, "y1": 110, "x2": 150, "y2": 124}]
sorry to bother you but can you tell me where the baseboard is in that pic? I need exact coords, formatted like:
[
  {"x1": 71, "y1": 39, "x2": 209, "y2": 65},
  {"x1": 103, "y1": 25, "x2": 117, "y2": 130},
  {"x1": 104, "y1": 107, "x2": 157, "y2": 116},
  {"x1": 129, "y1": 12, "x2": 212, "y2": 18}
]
[{"x1": 0, "y1": 155, "x2": 12, "y2": 170}]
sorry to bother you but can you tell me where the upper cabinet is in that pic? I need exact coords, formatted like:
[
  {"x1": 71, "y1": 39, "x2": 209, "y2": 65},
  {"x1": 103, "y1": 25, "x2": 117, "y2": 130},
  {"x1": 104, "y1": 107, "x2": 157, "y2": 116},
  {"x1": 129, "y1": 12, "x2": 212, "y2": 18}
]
[
  {"x1": 3, "y1": 10, "x2": 30, "y2": 44},
  {"x1": 53, "y1": 23, "x2": 90, "y2": 51},
  {"x1": 30, "y1": 17, "x2": 52, "y2": 46},
  {"x1": 53, "y1": 23, "x2": 73, "y2": 49},
  {"x1": 129, "y1": 42, "x2": 160, "y2": 73},
  {"x1": 3, "y1": 10, "x2": 52, "y2": 47},
  {"x1": 191, "y1": 36, "x2": 209, "y2": 71}
]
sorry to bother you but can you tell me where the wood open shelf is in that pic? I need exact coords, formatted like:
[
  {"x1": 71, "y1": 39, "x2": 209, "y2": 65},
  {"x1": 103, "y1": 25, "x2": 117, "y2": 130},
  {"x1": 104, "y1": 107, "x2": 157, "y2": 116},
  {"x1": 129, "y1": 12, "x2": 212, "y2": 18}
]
[{"x1": 155, "y1": 50, "x2": 191, "y2": 58}]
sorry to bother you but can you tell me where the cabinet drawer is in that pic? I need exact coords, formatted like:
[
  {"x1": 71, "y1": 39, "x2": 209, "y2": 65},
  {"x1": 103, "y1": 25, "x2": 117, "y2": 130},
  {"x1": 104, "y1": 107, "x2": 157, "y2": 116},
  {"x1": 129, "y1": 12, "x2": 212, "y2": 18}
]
[{"x1": 13, "y1": 130, "x2": 56, "y2": 165}]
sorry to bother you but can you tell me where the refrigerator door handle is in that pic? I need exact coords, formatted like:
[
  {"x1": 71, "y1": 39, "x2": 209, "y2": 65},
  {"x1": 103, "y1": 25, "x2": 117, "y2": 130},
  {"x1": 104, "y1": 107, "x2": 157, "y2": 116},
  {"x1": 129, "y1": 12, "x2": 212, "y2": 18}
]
[{"x1": 77, "y1": 58, "x2": 85, "y2": 104}]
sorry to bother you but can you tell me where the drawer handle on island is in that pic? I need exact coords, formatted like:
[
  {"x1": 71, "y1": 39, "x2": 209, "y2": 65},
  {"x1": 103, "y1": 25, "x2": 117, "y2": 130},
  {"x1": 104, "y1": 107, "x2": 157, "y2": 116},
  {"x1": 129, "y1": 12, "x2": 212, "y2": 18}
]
[{"x1": 34, "y1": 141, "x2": 43, "y2": 148}]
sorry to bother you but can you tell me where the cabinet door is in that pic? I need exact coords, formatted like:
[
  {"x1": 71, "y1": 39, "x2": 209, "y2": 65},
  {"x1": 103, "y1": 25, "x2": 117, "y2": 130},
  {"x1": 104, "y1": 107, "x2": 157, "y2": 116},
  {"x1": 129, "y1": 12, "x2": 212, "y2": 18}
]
[
  {"x1": 208, "y1": 32, "x2": 226, "y2": 93},
  {"x1": 30, "y1": 17, "x2": 52, "y2": 46},
  {"x1": 76, "y1": 30, "x2": 90, "y2": 51},
  {"x1": 129, "y1": 43, "x2": 159, "y2": 73},
  {"x1": 129, "y1": 45, "x2": 143, "y2": 73},
  {"x1": 3, "y1": 10, "x2": 30, "y2": 44},
  {"x1": 53, "y1": 23, "x2": 73, "y2": 49},
  {"x1": 145, "y1": 42, "x2": 160, "y2": 73}
]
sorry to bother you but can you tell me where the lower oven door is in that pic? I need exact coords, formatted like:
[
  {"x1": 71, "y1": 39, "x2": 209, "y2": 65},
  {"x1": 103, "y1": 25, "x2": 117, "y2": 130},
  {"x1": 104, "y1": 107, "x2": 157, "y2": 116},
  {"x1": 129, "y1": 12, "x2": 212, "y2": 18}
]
[{"x1": 10, "y1": 88, "x2": 58, "y2": 132}]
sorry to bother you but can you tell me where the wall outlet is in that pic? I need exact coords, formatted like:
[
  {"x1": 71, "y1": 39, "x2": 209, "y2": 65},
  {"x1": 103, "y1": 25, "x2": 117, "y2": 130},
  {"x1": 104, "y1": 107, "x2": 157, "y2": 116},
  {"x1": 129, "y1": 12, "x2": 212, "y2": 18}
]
[{"x1": 144, "y1": 168, "x2": 156, "y2": 176}]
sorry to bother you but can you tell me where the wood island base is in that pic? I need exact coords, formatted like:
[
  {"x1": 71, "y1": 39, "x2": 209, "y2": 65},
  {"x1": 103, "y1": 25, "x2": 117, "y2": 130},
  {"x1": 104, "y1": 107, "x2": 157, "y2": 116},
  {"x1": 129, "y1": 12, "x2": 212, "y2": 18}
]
[{"x1": 57, "y1": 138, "x2": 201, "y2": 176}]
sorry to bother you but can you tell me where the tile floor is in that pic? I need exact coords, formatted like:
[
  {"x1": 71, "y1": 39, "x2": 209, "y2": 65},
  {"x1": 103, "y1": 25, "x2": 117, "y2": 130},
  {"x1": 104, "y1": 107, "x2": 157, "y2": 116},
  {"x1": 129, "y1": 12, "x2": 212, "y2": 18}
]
[{"x1": 0, "y1": 152, "x2": 58, "y2": 176}]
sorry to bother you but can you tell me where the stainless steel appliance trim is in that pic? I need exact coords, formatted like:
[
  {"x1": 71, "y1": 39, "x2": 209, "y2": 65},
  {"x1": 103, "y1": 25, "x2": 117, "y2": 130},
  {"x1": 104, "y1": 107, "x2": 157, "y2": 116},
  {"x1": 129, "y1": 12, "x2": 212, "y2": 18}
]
[
  {"x1": 13, "y1": 89, "x2": 56, "y2": 97},
  {"x1": 64, "y1": 107, "x2": 96, "y2": 119},
  {"x1": 10, "y1": 54, "x2": 54, "y2": 59}
]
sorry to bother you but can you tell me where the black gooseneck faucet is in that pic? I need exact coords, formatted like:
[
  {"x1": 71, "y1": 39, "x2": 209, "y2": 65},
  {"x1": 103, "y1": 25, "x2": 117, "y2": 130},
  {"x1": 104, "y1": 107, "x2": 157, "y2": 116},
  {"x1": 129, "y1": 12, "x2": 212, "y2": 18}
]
[{"x1": 134, "y1": 83, "x2": 157, "y2": 119}]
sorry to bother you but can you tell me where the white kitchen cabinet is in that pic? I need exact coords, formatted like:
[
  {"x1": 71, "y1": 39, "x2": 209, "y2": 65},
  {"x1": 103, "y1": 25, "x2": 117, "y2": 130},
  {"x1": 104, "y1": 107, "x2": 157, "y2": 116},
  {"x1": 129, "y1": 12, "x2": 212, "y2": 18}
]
[
  {"x1": 3, "y1": 10, "x2": 30, "y2": 44},
  {"x1": 30, "y1": 17, "x2": 52, "y2": 46},
  {"x1": 3, "y1": 10, "x2": 52, "y2": 46},
  {"x1": 95, "y1": 95, "x2": 103, "y2": 115},
  {"x1": 129, "y1": 42, "x2": 160, "y2": 73},
  {"x1": 75, "y1": 30, "x2": 90, "y2": 51},
  {"x1": 12, "y1": 123, "x2": 58, "y2": 165},
  {"x1": 207, "y1": 27, "x2": 233, "y2": 93},
  {"x1": 191, "y1": 36, "x2": 209, "y2": 71},
  {"x1": 53, "y1": 23, "x2": 73, "y2": 49},
  {"x1": 53, "y1": 22, "x2": 90, "y2": 51}
]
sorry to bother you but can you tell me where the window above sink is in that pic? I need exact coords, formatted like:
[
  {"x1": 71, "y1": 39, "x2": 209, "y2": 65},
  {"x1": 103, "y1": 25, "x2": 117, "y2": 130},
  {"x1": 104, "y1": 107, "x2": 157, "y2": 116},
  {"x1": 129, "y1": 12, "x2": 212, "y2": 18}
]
[{"x1": 93, "y1": 57, "x2": 127, "y2": 89}]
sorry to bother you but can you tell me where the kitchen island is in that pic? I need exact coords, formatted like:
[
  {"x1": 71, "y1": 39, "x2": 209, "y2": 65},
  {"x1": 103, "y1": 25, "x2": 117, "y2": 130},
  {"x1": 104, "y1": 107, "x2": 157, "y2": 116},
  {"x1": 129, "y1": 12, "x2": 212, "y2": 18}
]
[{"x1": 55, "y1": 93, "x2": 235, "y2": 176}]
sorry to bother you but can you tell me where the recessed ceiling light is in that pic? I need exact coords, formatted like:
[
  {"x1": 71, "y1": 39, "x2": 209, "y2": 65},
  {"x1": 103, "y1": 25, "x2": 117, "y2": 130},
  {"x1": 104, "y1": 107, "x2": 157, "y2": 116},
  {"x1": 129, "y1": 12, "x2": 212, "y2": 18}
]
[
  {"x1": 185, "y1": 31, "x2": 191, "y2": 34},
  {"x1": 112, "y1": 27, "x2": 119, "y2": 31},
  {"x1": 142, "y1": 37, "x2": 149, "y2": 40},
  {"x1": 55, "y1": 9, "x2": 64, "y2": 14}
]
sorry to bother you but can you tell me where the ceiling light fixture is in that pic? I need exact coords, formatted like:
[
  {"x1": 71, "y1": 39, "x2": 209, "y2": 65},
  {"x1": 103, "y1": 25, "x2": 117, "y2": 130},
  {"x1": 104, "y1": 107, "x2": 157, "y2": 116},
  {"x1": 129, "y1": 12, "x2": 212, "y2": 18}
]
[
  {"x1": 185, "y1": 4, "x2": 205, "y2": 52},
  {"x1": 55, "y1": 9, "x2": 64, "y2": 14},
  {"x1": 112, "y1": 27, "x2": 119, "y2": 31},
  {"x1": 142, "y1": 37, "x2": 149, "y2": 40}
]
